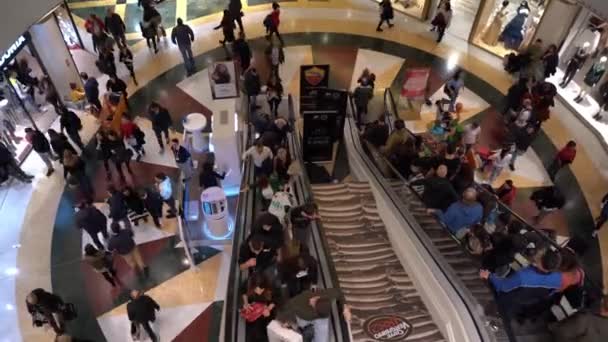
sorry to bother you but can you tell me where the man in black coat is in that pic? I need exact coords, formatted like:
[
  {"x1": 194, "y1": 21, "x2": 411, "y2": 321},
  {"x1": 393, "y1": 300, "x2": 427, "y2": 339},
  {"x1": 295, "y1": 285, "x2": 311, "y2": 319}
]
[
  {"x1": 148, "y1": 102, "x2": 173, "y2": 152},
  {"x1": 75, "y1": 202, "x2": 109, "y2": 250},
  {"x1": 59, "y1": 107, "x2": 85, "y2": 150},
  {"x1": 127, "y1": 290, "x2": 160, "y2": 342},
  {"x1": 107, "y1": 186, "x2": 132, "y2": 229},
  {"x1": 142, "y1": 188, "x2": 163, "y2": 228},
  {"x1": 0, "y1": 142, "x2": 33, "y2": 183},
  {"x1": 228, "y1": 0, "x2": 244, "y2": 32},
  {"x1": 26, "y1": 288, "x2": 65, "y2": 334},
  {"x1": 244, "y1": 68, "x2": 261, "y2": 110},
  {"x1": 25, "y1": 127, "x2": 54, "y2": 176},
  {"x1": 104, "y1": 7, "x2": 127, "y2": 48}
]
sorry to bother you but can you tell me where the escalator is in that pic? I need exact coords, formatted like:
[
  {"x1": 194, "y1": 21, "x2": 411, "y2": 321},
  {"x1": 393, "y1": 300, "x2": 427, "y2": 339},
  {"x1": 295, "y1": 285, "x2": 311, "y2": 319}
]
[
  {"x1": 223, "y1": 94, "x2": 350, "y2": 342},
  {"x1": 312, "y1": 181, "x2": 445, "y2": 342}
]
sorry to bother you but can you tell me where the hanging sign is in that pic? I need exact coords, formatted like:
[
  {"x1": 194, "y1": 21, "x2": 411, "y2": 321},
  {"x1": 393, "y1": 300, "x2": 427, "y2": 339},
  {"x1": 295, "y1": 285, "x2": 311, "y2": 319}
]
[
  {"x1": 0, "y1": 35, "x2": 28, "y2": 69},
  {"x1": 209, "y1": 61, "x2": 239, "y2": 99}
]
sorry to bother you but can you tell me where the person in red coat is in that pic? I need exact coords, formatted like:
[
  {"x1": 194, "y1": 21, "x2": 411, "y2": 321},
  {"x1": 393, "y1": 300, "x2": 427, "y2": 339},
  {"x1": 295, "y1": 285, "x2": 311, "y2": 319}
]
[
  {"x1": 496, "y1": 179, "x2": 517, "y2": 207},
  {"x1": 548, "y1": 141, "x2": 576, "y2": 181},
  {"x1": 265, "y1": 2, "x2": 283, "y2": 45}
]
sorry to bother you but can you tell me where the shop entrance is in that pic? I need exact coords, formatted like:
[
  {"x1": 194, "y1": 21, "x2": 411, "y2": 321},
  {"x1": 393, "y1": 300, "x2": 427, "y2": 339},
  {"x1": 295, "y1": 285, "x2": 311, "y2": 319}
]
[{"x1": 451, "y1": 0, "x2": 482, "y2": 41}]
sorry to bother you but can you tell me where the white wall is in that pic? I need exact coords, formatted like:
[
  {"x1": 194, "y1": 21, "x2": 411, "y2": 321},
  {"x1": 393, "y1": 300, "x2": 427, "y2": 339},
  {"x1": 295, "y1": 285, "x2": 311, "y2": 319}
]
[
  {"x1": 535, "y1": 0, "x2": 580, "y2": 46},
  {"x1": 29, "y1": 15, "x2": 81, "y2": 101},
  {"x1": 0, "y1": 0, "x2": 60, "y2": 54},
  {"x1": 580, "y1": 0, "x2": 608, "y2": 21}
]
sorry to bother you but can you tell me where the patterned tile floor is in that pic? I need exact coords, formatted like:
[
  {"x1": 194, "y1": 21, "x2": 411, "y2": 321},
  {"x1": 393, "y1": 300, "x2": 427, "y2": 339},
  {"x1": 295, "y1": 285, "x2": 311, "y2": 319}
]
[{"x1": 5, "y1": 1, "x2": 608, "y2": 341}]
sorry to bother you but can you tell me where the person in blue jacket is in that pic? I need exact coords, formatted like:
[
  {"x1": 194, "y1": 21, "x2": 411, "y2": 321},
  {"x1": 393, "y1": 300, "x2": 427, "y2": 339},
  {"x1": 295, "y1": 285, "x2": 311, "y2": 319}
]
[
  {"x1": 428, "y1": 187, "x2": 483, "y2": 238},
  {"x1": 480, "y1": 248, "x2": 563, "y2": 320}
]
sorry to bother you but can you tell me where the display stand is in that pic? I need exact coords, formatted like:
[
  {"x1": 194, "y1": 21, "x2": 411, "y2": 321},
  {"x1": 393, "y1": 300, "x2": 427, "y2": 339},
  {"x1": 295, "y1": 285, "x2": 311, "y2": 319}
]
[{"x1": 183, "y1": 113, "x2": 208, "y2": 152}]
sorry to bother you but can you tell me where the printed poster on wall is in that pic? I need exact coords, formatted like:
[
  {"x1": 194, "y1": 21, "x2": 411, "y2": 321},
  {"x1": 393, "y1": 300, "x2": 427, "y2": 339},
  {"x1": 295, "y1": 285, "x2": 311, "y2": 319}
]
[
  {"x1": 209, "y1": 61, "x2": 238, "y2": 99},
  {"x1": 401, "y1": 68, "x2": 430, "y2": 99}
]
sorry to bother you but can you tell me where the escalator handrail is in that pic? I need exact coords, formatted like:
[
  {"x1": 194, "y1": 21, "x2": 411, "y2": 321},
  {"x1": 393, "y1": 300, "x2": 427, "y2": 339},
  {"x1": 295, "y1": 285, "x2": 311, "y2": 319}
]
[
  {"x1": 287, "y1": 94, "x2": 351, "y2": 342},
  {"x1": 224, "y1": 118, "x2": 256, "y2": 342},
  {"x1": 346, "y1": 94, "x2": 496, "y2": 342}
]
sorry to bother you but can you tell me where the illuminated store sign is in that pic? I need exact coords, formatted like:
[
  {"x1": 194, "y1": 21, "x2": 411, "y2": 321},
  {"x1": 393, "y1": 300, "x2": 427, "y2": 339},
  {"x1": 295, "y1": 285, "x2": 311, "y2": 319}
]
[{"x1": 0, "y1": 36, "x2": 27, "y2": 68}]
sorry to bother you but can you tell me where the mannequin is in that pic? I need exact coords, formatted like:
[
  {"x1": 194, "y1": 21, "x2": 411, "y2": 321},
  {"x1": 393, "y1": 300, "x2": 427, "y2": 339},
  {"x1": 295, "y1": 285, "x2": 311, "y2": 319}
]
[
  {"x1": 560, "y1": 42, "x2": 590, "y2": 88},
  {"x1": 574, "y1": 56, "x2": 607, "y2": 103},
  {"x1": 499, "y1": 2, "x2": 531, "y2": 50},
  {"x1": 482, "y1": 1, "x2": 510, "y2": 46}
]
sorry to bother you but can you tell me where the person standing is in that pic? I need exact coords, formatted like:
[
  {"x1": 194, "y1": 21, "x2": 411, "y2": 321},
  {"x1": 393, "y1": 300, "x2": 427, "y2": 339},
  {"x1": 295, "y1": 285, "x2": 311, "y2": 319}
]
[
  {"x1": 108, "y1": 222, "x2": 148, "y2": 276},
  {"x1": 107, "y1": 186, "x2": 132, "y2": 229},
  {"x1": 593, "y1": 192, "x2": 608, "y2": 238},
  {"x1": 487, "y1": 148, "x2": 513, "y2": 184},
  {"x1": 119, "y1": 46, "x2": 138, "y2": 85},
  {"x1": 243, "y1": 139, "x2": 274, "y2": 177},
  {"x1": 214, "y1": 10, "x2": 236, "y2": 46},
  {"x1": 433, "y1": 1, "x2": 452, "y2": 43},
  {"x1": 107, "y1": 130, "x2": 134, "y2": 182},
  {"x1": 48, "y1": 129, "x2": 77, "y2": 163},
  {"x1": 75, "y1": 201, "x2": 109, "y2": 250},
  {"x1": 59, "y1": 107, "x2": 85, "y2": 150},
  {"x1": 531, "y1": 186, "x2": 565, "y2": 223},
  {"x1": 105, "y1": 7, "x2": 127, "y2": 48},
  {"x1": 244, "y1": 68, "x2": 261, "y2": 111},
  {"x1": 548, "y1": 141, "x2": 576, "y2": 181},
  {"x1": 170, "y1": 139, "x2": 193, "y2": 180},
  {"x1": 462, "y1": 122, "x2": 481, "y2": 152},
  {"x1": 265, "y1": 2, "x2": 283, "y2": 45},
  {"x1": 25, "y1": 289, "x2": 66, "y2": 334},
  {"x1": 171, "y1": 18, "x2": 195, "y2": 73},
  {"x1": 266, "y1": 75, "x2": 283, "y2": 117},
  {"x1": 0, "y1": 142, "x2": 33, "y2": 183},
  {"x1": 228, "y1": 0, "x2": 244, "y2": 32},
  {"x1": 353, "y1": 81, "x2": 373, "y2": 126},
  {"x1": 155, "y1": 173, "x2": 177, "y2": 218},
  {"x1": 508, "y1": 123, "x2": 538, "y2": 171},
  {"x1": 289, "y1": 203, "x2": 320, "y2": 247},
  {"x1": 84, "y1": 14, "x2": 106, "y2": 53},
  {"x1": 24, "y1": 127, "x2": 54, "y2": 176},
  {"x1": 83, "y1": 243, "x2": 119, "y2": 287},
  {"x1": 106, "y1": 74, "x2": 129, "y2": 108},
  {"x1": 127, "y1": 290, "x2": 160, "y2": 342},
  {"x1": 63, "y1": 150, "x2": 94, "y2": 199},
  {"x1": 80, "y1": 72, "x2": 102, "y2": 114},
  {"x1": 142, "y1": 188, "x2": 163, "y2": 228},
  {"x1": 542, "y1": 44, "x2": 559, "y2": 80},
  {"x1": 140, "y1": 20, "x2": 158, "y2": 53},
  {"x1": 376, "y1": 0, "x2": 394, "y2": 32},
  {"x1": 98, "y1": 48, "x2": 117, "y2": 78},
  {"x1": 445, "y1": 70, "x2": 464, "y2": 112},
  {"x1": 148, "y1": 102, "x2": 173, "y2": 152},
  {"x1": 233, "y1": 31, "x2": 252, "y2": 72}
]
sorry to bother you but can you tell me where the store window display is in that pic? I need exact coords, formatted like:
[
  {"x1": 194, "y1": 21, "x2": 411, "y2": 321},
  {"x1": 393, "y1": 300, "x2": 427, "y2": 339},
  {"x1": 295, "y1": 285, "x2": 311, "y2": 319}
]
[
  {"x1": 574, "y1": 56, "x2": 607, "y2": 103},
  {"x1": 374, "y1": 0, "x2": 430, "y2": 20},
  {"x1": 472, "y1": 0, "x2": 549, "y2": 57},
  {"x1": 560, "y1": 42, "x2": 591, "y2": 87}
]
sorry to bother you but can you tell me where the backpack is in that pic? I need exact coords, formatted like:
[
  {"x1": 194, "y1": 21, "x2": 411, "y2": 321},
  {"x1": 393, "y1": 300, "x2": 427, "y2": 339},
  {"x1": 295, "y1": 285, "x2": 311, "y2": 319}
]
[
  {"x1": 134, "y1": 126, "x2": 146, "y2": 144},
  {"x1": 263, "y1": 14, "x2": 273, "y2": 29},
  {"x1": 69, "y1": 111, "x2": 83, "y2": 131}
]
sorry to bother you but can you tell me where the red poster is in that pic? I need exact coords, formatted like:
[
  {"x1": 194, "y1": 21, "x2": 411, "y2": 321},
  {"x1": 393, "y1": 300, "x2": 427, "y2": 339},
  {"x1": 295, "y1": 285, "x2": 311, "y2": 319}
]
[{"x1": 401, "y1": 68, "x2": 430, "y2": 99}]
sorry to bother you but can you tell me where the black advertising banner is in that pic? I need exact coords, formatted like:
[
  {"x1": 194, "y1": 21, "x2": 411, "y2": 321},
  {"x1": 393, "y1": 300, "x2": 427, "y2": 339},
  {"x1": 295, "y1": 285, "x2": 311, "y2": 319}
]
[
  {"x1": 300, "y1": 64, "x2": 330, "y2": 98},
  {"x1": 303, "y1": 110, "x2": 338, "y2": 162},
  {"x1": 301, "y1": 88, "x2": 347, "y2": 140}
]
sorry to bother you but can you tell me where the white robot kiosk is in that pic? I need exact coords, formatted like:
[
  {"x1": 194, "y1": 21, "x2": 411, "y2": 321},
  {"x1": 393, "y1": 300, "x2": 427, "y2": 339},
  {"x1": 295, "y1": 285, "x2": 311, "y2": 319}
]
[{"x1": 201, "y1": 186, "x2": 231, "y2": 239}]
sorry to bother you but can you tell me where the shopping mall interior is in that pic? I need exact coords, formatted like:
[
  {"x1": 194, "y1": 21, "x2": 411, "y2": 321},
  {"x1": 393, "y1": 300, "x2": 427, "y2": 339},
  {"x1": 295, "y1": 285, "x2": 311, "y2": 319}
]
[{"x1": 1, "y1": 0, "x2": 608, "y2": 341}]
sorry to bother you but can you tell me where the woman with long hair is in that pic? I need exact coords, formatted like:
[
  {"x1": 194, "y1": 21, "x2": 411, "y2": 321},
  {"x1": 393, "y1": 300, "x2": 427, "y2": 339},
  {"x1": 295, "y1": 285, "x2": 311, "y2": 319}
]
[
  {"x1": 241, "y1": 273, "x2": 276, "y2": 342},
  {"x1": 273, "y1": 146, "x2": 291, "y2": 184}
]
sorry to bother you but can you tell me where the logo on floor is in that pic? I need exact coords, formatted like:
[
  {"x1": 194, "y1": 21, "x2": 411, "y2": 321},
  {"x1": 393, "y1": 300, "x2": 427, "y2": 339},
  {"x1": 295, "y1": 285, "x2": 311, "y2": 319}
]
[{"x1": 363, "y1": 314, "x2": 412, "y2": 341}]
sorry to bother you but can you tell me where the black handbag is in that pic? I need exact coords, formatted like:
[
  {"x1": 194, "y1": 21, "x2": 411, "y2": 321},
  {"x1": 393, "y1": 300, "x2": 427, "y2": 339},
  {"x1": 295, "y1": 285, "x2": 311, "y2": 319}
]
[{"x1": 61, "y1": 303, "x2": 78, "y2": 321}]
